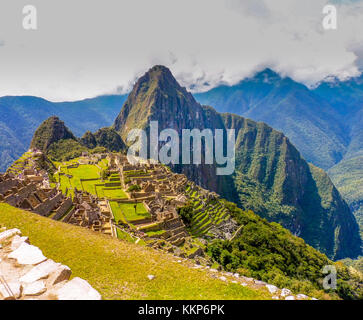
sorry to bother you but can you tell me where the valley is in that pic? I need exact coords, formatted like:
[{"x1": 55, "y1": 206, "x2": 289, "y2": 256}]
[{"x1": 195, "y1": 69, "x2": 363, "y2": 245}]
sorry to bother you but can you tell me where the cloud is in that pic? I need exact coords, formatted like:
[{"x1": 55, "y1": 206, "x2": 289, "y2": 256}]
[{"x1": 0, "y1": 0, "x2": 362, "y2": 101}]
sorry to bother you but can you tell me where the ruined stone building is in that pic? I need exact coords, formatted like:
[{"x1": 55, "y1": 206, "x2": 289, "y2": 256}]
[{"x1": 0, "y1": 173, "x2": 72, "y2": 221}]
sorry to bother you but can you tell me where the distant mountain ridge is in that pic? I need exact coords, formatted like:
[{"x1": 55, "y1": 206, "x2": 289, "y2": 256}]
[
  {"x1": 0, "y1": 94, "x2": 127, "y2": 172},
  {"x1": 195, "y1": 68, "x2": 349, "y2": 170},
  {"x1": 113, "y1": 65, "x2": 361, "y2": 260},
  {"x1": 195, "y1": 68, "x2": 363, "y2": 243}
]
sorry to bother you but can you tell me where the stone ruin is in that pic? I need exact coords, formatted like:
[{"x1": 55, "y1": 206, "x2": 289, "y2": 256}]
[
  {"x1": 0, "y1": 228, "x2": 101, "y2": 300},
  {"x1": 121, "y1": 161, "x2": 189, "y2": 200},
  {"x1": 66, "y1": 189, "x2": 112, "y2": 236},
  {"x1": 1, "y1": 153, "x2": 113, "y2": 238},
  {"x1": 0, "y1": 173, "x2": 72, "y2": 221},
  {"x1": 143, "y1": 194, "x2": 189, "y2": 246},
  {"x1": 78, "y1": 153, "x2": 107, "y2": 165}
]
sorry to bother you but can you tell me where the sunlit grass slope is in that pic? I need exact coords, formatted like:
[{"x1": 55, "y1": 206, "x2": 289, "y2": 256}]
[{"x1": 0, "y1": 203, "x2": 269, "y2": 300}]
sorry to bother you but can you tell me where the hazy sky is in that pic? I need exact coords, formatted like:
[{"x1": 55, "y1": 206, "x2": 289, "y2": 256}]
[{"x1": 0, "y1": 0, "x2": 362, "y2": 101}]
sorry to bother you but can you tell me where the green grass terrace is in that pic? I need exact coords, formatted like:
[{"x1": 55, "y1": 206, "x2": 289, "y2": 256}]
[
  {"x1": 53, "y1": 159, "x2": 128, "y2": 200},
  {"x1": 110, "y1": 201, "x2": 151, "y2": 226}
]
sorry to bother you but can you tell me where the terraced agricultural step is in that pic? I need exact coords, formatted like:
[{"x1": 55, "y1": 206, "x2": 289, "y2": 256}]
[
  {"x1": 192, "y1": 223, "x2": 213, "y2": 237},
  {"x1": 191, "y1": 215, "x2": 211, "y2": 230},
  {"x1": 215, "y1": 214, "x2": 231, "y2": 225},
  {"x1": 192, "y1": 219, "x2": 213, "y2": 234},
  {"x1": 193, "y1": 208, "x2": 203, "y2": 215},
  {"x1": 196, "y1": 221, "x2": 213, "y2": 233},
  {"x1": 218, "y1": 211, "x2": 229, "y2": 220},
  {"x1": 192, "y1": 211, "x2": 208, "y2": 223}
]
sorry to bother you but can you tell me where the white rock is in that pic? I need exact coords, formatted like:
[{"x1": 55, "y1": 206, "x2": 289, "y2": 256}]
[
  {"x1": 8, "y1": 242, "x2": 47, "y2": 265},
  {"x1": 241, "y1": 282, "x2": 247, "y2": 287},
  {"x1": 219, "y1": 276, "x2": 227, "y2": 282},
  {"x1": 147, "y1": 275, "x2": 155, "y2": 280},
  {"x1": 285, "y1": 296, "x2": 296, "y2": 300},
  {"x1": 272, "y1": 296, "x2": 279, "y2": 300},
  {"x1": 233, "y1": 273, "x2": 239, "y2": 278},
  {"x1": 231, "y1": 280, "x2": 238, "y2": 284},
  {"x1": 0, "y1": 281, "x2": 22, "y2": 300},
  {"x1": 297, "y1": 294, "x2": 308, "y2": 300},
  {"x1": 23, "y1": 281, "x2": 46, "y2": 296},
  {"x1": 311, "y1": 298, "x2": 319, "y2": 300},
  {"x1": 254, "y1": 280, "x2": 266, "y2": 286},
  {"x1": 0, "y1": 228, "x2": 21, "y2": 243},
  {"x1": 243, "y1": 277, "x2": 254, "y2": 282},
  {"x1": 20, "y1": 259, "x2": 71, "y2": 284},
  {"x1": 10, "y1": 235, "x2": 29, "y2": 251},
  {"x1": 56, "y1": 277, "x2": 101, "y2": 300},
  {"x1": 48, "y1": 264, "x2": 72, "y2": 285},
  {"x1": 280, "y1": 288, "x2": 292, "y2": 297},
  {"x1": 209, "y1": 269, "x2": 218, "y2": 273},
  {"x1": 266, "y1": 284, "x2": 279, "y2": 294}
]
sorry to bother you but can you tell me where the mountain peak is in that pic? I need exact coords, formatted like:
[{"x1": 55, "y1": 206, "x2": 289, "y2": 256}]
[
  {"x1": 30, "y1": 116, "x2": 76, "y2": 152},
  {"x1": 251, "y1": 68, "x2": 282, "y2": 83},
  {"x1": 114, "y1": 65, "x2": 198, "y2": 136},
  {"x1": 149, "y1": 64, "x2": 173, "y2": 74},
  {"x1": 135, "y1": 65, "x2": 183, "y2": 95}
]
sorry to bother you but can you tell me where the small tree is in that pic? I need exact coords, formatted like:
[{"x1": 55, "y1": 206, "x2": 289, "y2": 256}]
[{"x1": 178, "y1": 202, "x2": 194, "y2": 227}]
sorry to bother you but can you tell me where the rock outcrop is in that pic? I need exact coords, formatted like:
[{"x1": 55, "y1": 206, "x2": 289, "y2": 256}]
[{"x1": 0, "y1": 228, "x2": 101, "y2": 300}]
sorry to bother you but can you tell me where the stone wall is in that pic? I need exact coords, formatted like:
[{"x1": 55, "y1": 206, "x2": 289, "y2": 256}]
[
  {"x1": 33, "y1": 192, "x2": 64, "y2": 217},
  {"x1": 51, "y1": 198, "x2": 73, "y2": 221},
  {"x1": 62, "y1": 207, "x2": 76, "y2": 223},
  {"x1": 4, "y1": 184, "x2": 37, "y2": 207},
  {"x1": 0, "y1": 179, "x2": 19, "y2": 195}
]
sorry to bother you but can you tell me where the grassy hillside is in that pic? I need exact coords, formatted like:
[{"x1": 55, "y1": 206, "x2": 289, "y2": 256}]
[{"x1": 0, "y1": 203, "x2": 269, "y2": 300}]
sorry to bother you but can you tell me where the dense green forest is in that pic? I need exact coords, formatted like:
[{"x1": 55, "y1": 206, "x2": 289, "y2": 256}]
[{"x1": 206, "y1": 200, "x2": 363, "y2": 300}]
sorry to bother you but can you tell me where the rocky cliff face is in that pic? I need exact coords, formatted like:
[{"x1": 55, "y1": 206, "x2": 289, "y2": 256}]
[{"x1": 114, "y1": 65, "x2": 361, "y2": 259}]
